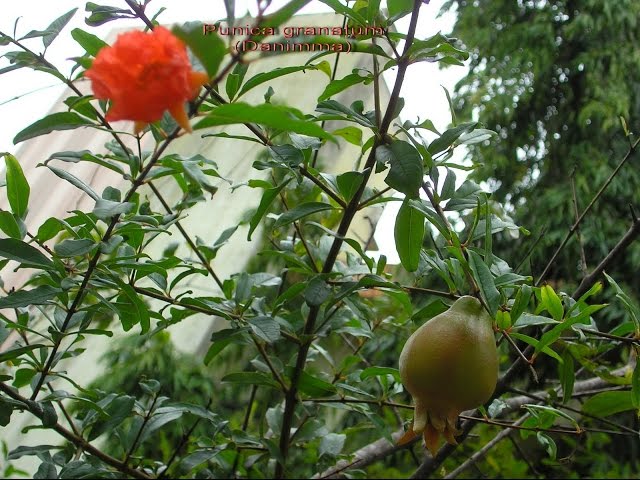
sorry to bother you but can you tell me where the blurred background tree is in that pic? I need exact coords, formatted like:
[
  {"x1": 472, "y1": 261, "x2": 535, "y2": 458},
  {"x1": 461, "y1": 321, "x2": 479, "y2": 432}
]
[{"x1": 442, "y1": 0, "x2": 640, "y2": 294}]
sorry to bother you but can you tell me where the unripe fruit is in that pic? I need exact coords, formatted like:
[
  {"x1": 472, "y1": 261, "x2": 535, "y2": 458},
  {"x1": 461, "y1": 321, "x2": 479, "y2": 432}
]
[{"x1": 399, "y1": 296, "x2": 498, "y2": 455}]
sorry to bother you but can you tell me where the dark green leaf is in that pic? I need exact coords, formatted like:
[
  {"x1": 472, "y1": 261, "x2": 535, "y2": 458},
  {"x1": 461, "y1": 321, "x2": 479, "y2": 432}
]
[
  {"x1": 560, "y1": 350, "x2": 575, "y2": 403},
  {"x1": 54, "y1": 238, "x2": 96, "y2": 257},
  {"x1": 0, "y1": 238, "x2": 53, "y2": 269},
  {"x1": 305, "y1": 277, "x2": 331, "y2": 307},
  {"x1": 467, "y1": 250, "x2": 500, "y2": 316},
  {"x1": 221, "y1": 372, "x2": 280, "y2": 390},
  {"x1": 336, "y1": 171, "x2": 365, "y2": 202},
  {"x1": 377, "y1": 140, "x2": 424, "y2": 198},
  {"x1": 0, "y1": 343, "x2": 46, "y2": 363},
  {"x1": 297, "y1": 370, "x2": 337, "y2": 397},
  {"x1": 387, "y1": 0, "x2": 414, "y2": 21},
  {"x1": 248, "y1": 316, "x2": 281, "y2": 343},
  {"x1": 0, "y1": 211, "x2": 23, "y2": 239},
  {"x1": 273, "y1": 202, "x2": 335, "y2": 230},
  {"x1": 14, "y1": 112, "x2": 93, "y2": 144}
]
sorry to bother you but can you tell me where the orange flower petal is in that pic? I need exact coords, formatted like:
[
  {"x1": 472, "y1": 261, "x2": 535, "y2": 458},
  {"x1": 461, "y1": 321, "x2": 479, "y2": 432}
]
[
  {"x1": 169, "y1": 103, "x2": 192, "y2": 133},
  {"x1": 85, "y1": 26, "x2": 202, "y2": 133}
]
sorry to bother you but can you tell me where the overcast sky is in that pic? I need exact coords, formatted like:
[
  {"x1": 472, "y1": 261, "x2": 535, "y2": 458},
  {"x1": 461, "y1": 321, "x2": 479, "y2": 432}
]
[{"x1": 0, "y1": 0, "x2": 464, "y2": 263}]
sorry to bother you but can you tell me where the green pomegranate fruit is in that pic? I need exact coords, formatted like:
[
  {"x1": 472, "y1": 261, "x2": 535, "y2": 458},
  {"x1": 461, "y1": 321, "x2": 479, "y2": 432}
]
[{"x1": 399, "y1": 296, "x2": 498, "y2": 455}]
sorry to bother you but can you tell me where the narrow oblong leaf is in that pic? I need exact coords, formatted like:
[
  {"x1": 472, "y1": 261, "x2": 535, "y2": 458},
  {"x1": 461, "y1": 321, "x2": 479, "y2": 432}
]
[
  {"x1": 14, "y1": 112, "x2": 93, "y2": 144},
  {"x1": 273, "y1": 202, "x2": 335, "y2": 230},
  {"x1": 0, "y1": 238, "x2": 53, "y2": 269},
  {"x1": 394, "y1": 199, "x2": 424, "y2": 272},
  {"x1": 195, "y1": 103, "x2": 335, "y2": 142},
  {"x1": 467, "y1": 250, "x2": 500, "y2": 316},
  {"x1": 3, "y1": 153, "x2": 30, "y2": 218},
  {"x1": 582, "y1": 391, "x2": 634, "y2": 417},
  {"x1": 0, "y1": 286, "x2": 60, "y2": 309}
]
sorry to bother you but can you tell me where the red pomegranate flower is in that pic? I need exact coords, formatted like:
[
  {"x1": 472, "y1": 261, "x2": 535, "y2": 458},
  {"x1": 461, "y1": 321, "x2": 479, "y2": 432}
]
[{"x1": 85, "y1": 26, "x2": 209, "y2": 134}]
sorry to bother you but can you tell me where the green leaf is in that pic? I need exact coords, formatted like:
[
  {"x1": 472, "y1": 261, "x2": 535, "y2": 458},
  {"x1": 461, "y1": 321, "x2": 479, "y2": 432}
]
[
  {"x1": 467, "y1": 250, "x2": 500, "y2": 317},
  {"x1": 115, "y1": 284, "x2": 150, "y2": 333},
  {"x1": 541, "y1": 285, "x2": 564, "y2": 321},
  {"x1": 71, "y1": 28, "x2": 107, "y2": 56},
  {"x1": 92, "y1": 199, "x2": 134, "y2": 221},
  {"x1": 256, "y1": 0, "x2": 314, "y2": 39},
  {"x1": 428, "y1": 121, "x2": 477, "y2": 155},
  {"x1": 172, "y1": 22, "x2": 224, "y2": 77},
  {"x1": 42, "y1": 8, "x2": 77, "y2": 48},
  {"x1": 297, "y1": 370, "x2": 337, "y2": 397},
  {"x1": 37, "y1": 218, "x2": 64, "y2": 242},
  {"x1": 459, "y1": 128, "x2": 497, "y2": 145},
  {"x1": 248, "y1": 316, "x2": 281, "y2": 343},
  {"x1": 316, "y1": 100, "x2": 375, "y2": 128},
  {"x1": 54, "y1": 238, "x2": 96, "y2": 257},
  {"x1": 377, "y1": 140, "x2": 424, "y2": 198},
  {"x1": 205, "y1": 328, "x2": 249, "y2": 365},
  {"x1": 305, "y1": 277, "x2": 331, "y2": 307},
  {"x1": 318, "y1": 71, "x2": 371, "y2": 102},
  {"x1": 582, "y1": 391, "x2": 635, "y2": 417},
  {"x1": 0, "y1": 211, "x2": 23, "y2": 239},
  {"x1": 0, "y1": 286, "x2": 60, "y2": 309},
  {"x1": 387, "y1": 0, "x2": 414, "y2": 21},
  {"x1": 237, "y1": 65, "x2": 320, "y2": 99},
  {"x1": 336, "y1": 171, "x2": 365, "y2": 202},
  {"x1": 46, "y1": 165, "x2": 100, "y2": 200},
  {"x1": 394, "y1": 199, "x2": 424, "y2": 272},
  {"x1": 332, "y1": 126, "x2": 362, "y2": 146},
  {"x1": 88, "y1": 395, "x2": 135, "y2": 441},
  {"x1": 508, "y1": 332, "x2": 563, "y2": 363},
  {"x1": 559, "y1": 350, "x2": 575, "y2": 403},
  {"x1": 195, "y1": 103, "x2": 334, "y2": 142},
  {"x1": 360, "y1": 366, "x2": 401, "y2": 382},
  {"x1": 14, "y1": 112, "x2": 93, "y2": 144},
  {"x1": 273, "y1": 202, "x2": 335, "y2": 230},
  {"x1": 3, "y1": 153, "x2": 30, "y2": 218},
  {"x1": 632, "y1": 363, "x2": 640, "y2": 410},
  {"x1": 510, "y1": 285, "x2": 532, "y2": 323},
  {"x1": 0, "y1": 344, "x2": 46, "y2": 363},
  {"x1": 225, "y1": 62, "x2": 248, "y2": 101},
  {"x1": 0, "y1": 238, "x2": 53, "y2": 269},
  {"x1": 221, "y1": 372, "x2": 280, "y2": 390}
]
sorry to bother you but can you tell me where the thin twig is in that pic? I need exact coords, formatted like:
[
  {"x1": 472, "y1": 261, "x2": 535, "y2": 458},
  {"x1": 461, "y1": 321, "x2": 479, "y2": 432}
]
[
  {"x1": 444, "y1": 414, "x2": 530, "y2": 479},
  {"x1": 148, "y1": 181, "x2": 224, "y2": 289},
  {"x1": 570, "y1": 169, "x2": 588, "y2": 274},
  {"x1": 537, "y1": 136, "x2": 640, "y2": 285},
  {"x1": 501, "y1": 330, "x2": 539, "y2": 383}
]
